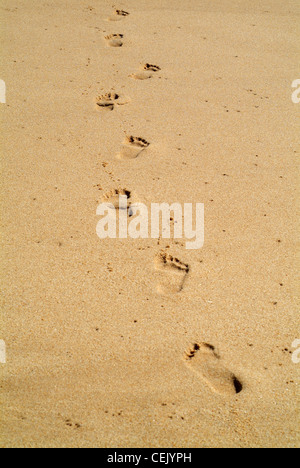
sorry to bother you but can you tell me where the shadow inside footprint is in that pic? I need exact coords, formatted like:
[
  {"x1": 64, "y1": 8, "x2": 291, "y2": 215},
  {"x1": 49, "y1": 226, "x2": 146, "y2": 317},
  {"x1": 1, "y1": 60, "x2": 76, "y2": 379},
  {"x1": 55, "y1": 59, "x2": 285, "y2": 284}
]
[
  {"x1": 117, "y1": 136, "x2": 150, "y2": 160},
  {"x1": 143, "y1": 63, "x2": 161, "y2": 72},
  {"x1": 96, "y1": 93, "x2": 129, "y2": 110},
  {"x1": 105, "y1": 34, "x2": 124, "y2": 47},
  {"x1": 185, "y1": 343, "x2": 243, "y2": 396},
  {"x1": 155, "y1": 252, "x2": 189, "y2": 294},
  {"x1": 96, "y1": 93, "x2": 119, "y2": 110}
]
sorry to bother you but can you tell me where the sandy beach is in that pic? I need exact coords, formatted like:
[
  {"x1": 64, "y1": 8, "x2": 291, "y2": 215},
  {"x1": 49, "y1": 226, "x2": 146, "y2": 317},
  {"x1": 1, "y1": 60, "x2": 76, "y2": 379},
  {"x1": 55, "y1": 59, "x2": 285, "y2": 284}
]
[{"x1": 0, "y1": 0, "x2": 299, "y2": 448}]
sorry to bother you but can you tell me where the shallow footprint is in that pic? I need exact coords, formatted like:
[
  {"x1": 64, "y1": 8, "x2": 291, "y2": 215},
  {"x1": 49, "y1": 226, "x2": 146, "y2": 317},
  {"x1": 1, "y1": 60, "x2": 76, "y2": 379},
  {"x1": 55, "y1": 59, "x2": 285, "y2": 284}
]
[
  {"x1": 184, "y1": 343, "x2": 243, "y2": 396},
  {"x1": 154, "y1": 252, "x2": 189, "y2": 294},
  {"x1": 130, "y1": 71, "x2": 153, "y2": 81},
  {"x1": 117, "y1": 136, "x2": 150, "y2": 160},
  {"x1": 130, "y1": 63, "x2": 161, "y2": 80},
  {"x1": 107, "y1": 9, "x2": 130, "y2": 21},
  {"x1": 105, "y1": 34, "x2": 124, "y2": 47}
]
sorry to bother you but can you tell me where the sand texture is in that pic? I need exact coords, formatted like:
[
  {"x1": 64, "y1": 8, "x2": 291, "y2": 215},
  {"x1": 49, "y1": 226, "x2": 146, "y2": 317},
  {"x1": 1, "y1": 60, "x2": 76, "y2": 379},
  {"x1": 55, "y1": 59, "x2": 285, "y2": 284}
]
[{"x1": 0, "y1": 0, "x2": 299, "y2": 448}]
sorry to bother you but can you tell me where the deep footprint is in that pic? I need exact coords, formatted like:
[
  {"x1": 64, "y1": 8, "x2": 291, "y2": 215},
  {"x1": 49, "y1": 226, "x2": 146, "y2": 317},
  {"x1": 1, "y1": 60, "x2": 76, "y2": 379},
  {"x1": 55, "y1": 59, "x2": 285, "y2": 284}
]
[
  {"x1": 154, "y1": 252, "x2": 189, "y2": 294},
  {"x1": 105, "y1": 34, "x2": 124, "y2": 47},
  {"x1": 117, "y1": 136, "x2": 150, "y2": 160},
  {"x1": 130, "y1": 63, "x2": 161, "y2": 80},
  {"x1": 185, "y1": 343, "x2": 243, "y2": 396},
  {"x1": 96, "y1": 93, "x2": 120, "y2": 110},
  {"x1": 96, "y1": 93, "x2": 129, "y2": 110}
]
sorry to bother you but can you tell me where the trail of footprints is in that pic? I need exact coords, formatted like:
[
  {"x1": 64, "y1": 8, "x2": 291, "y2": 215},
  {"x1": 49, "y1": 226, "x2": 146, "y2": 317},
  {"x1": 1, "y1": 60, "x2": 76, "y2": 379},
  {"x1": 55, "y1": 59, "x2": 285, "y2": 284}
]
[{"x1": 97, "y1": 7, "x2": 244, "y2": 397}]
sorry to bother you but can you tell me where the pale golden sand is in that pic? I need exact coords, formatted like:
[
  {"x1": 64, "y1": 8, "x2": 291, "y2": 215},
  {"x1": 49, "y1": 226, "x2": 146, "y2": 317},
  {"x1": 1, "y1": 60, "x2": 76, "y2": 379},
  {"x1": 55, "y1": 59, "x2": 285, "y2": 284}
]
[{"x1": 0, "y1": 0, "x2": 299, "y2": 447}]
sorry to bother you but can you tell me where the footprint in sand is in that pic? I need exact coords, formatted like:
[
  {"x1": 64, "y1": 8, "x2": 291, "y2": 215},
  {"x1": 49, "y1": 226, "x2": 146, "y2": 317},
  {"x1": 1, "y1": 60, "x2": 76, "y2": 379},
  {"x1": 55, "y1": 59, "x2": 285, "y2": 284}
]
[
  {"x1": 107, "y1": 9, "x2": 130, "y2": 22},
  {"x1": 96, "y1": 93, "x2": 129, "y2": 110},
  {"x1": 117, "y1": 136, "x2": 150, "y2": 160},
  {"x1": 154, "y1": 252, "x2": 189, "y2": 294},
  {"x1": 101, "y1": 188, "x2": 140, "y2": 218},
  {"x1": 102, "y1": 188, "x2": 132, "y2": 210},
  {"x1": 105, "y1": 34, "x2": 124, "y2": 47},
  {"x1": 184, "y1": 343, "x2": 243, "y2": 396},
  {"x1": 130, "y1": 63, "x2": 161, "y2": 81},
  {"x1": 96, "y1": 92, "x2": 119, "y2": 110}
]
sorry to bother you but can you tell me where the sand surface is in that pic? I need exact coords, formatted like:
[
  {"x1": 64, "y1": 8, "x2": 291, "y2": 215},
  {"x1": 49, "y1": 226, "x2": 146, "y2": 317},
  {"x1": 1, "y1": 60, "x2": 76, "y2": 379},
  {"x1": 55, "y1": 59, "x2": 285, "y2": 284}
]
[{"x1": 0, "y1": 0, "x2": 299, "y2": 448}]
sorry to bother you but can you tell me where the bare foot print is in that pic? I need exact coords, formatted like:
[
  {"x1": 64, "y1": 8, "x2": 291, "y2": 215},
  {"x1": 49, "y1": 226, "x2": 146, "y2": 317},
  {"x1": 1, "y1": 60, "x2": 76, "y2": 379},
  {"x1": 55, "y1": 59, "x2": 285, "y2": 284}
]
[
  {"x1": 117, "y1": 136, "x2": 150, "y2": 160},
  {"x1": 102, "y1": 188, "x2": 132, "y2": 211},
  {"x1": 154, "y1": 252, "x2": 189, "y2": 294},
  {"x1": 96, "y1": 93, "x2": 119, "y2": 110},
  {"x1": 96, "y1": 93, "x2": 129, "y2": 110},
  {"x1": 107, "y1": 9, "x2": 130, "y2": 21},
  {"x1": 130, "y1": 63, "x2": 161, "y2": 80},
  {"x1": 105, "y1": 34, "x2": 124, "y2": 47},
  {"x1": 184, "y1": 343, "x2": 243, "y2": 396}
]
